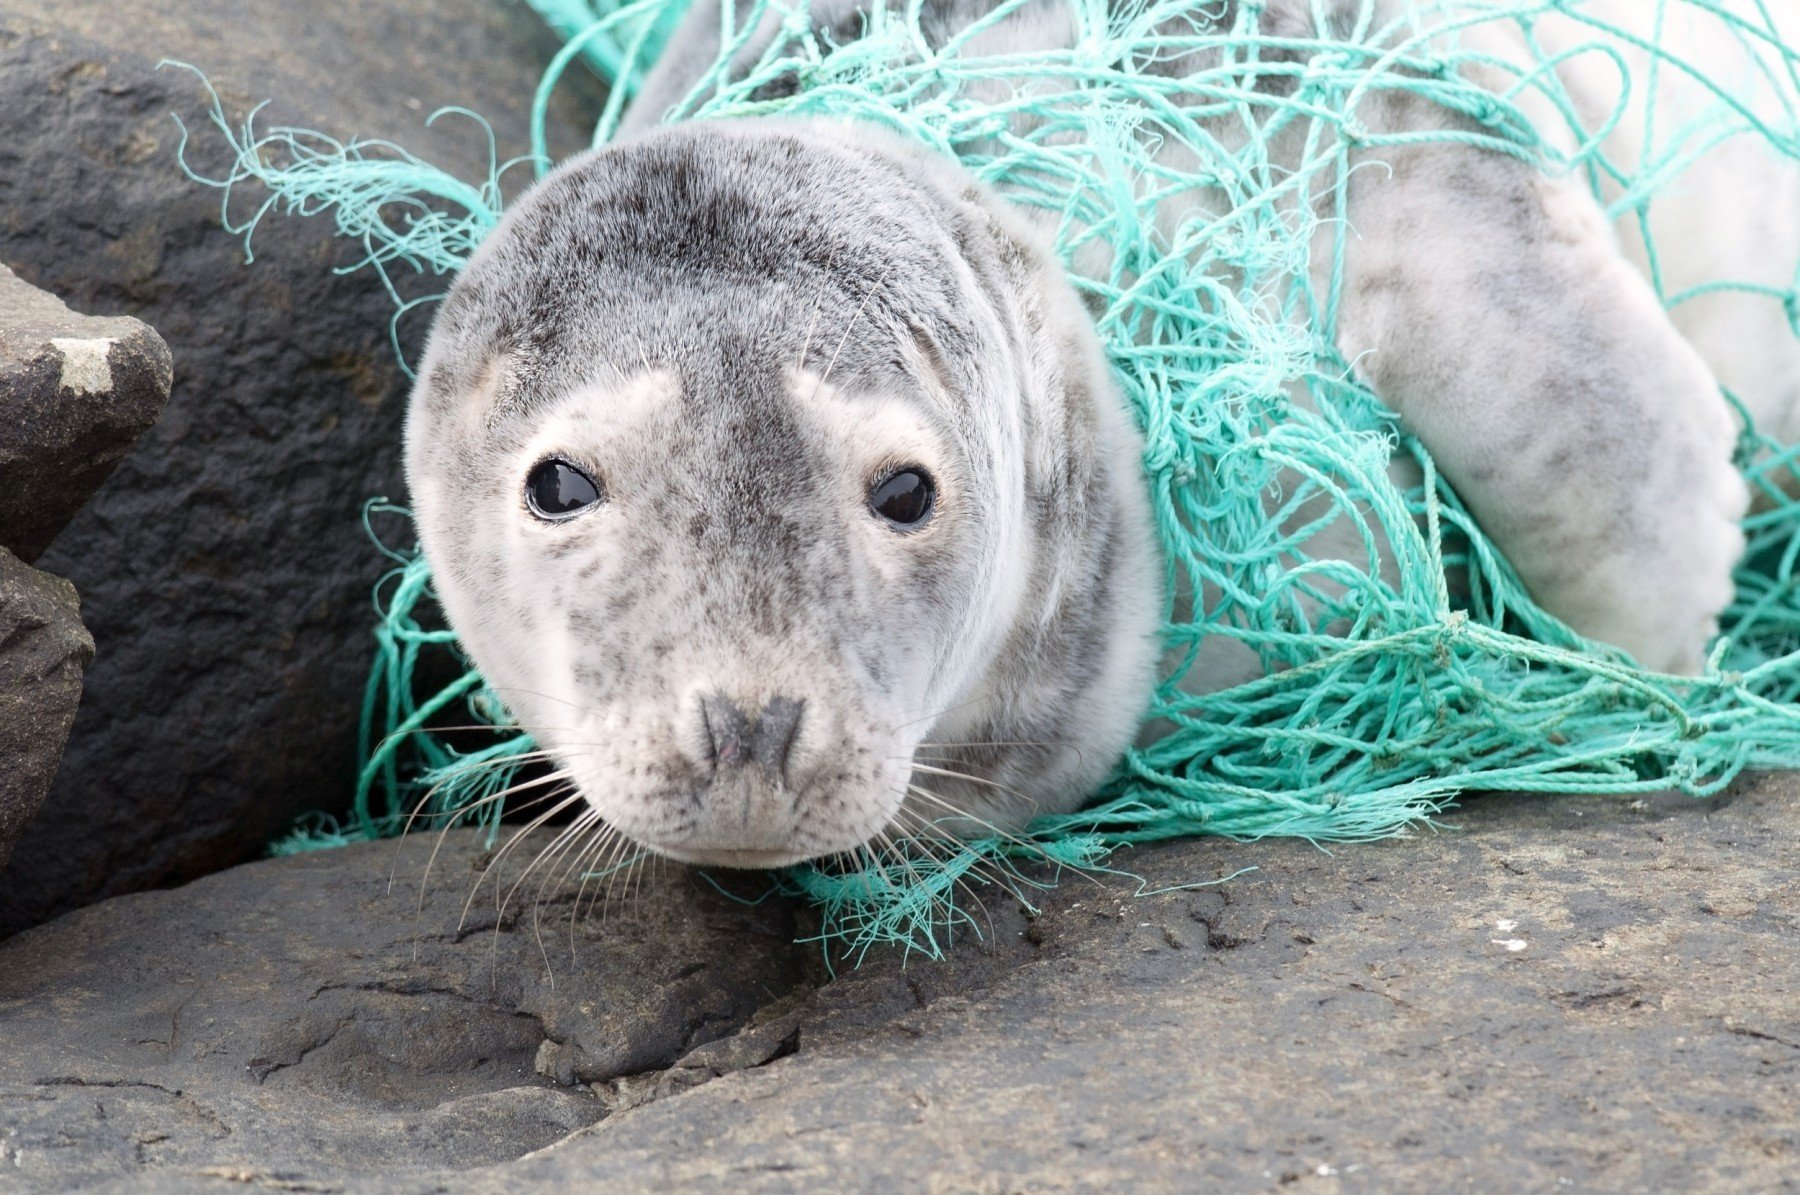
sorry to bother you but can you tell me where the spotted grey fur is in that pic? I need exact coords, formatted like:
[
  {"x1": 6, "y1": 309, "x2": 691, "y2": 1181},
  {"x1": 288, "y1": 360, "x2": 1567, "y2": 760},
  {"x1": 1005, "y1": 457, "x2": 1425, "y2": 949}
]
[{"x1": 408, "y1": 0, "x2": 1797, "y2": 866}]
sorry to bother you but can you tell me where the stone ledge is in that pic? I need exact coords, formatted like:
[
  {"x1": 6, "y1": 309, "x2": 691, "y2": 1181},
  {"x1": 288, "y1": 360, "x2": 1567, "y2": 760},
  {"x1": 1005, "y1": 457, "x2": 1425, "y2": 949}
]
[{"x1": 1, "y1": 779, "x2": 1794, "y2": 1191}]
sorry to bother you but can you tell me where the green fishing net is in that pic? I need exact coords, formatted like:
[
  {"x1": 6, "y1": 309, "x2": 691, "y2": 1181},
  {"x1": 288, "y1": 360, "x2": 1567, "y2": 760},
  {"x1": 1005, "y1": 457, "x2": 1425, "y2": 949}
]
[{"x1": 172, "y1": 0, "x2": 1800, "y2": 959}]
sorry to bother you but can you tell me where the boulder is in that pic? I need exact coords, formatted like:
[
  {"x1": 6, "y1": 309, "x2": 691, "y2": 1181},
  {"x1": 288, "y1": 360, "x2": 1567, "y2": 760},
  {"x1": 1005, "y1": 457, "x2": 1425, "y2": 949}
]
[
  {"x1": 0, "y1": 0, "x2": 607, "y2": 933},
  {"x1": 0, "y1": 549, "x2": 93, "y2": 873},
  {"x1": 0, "y1": 781, "x2": 1795, "y2": 1191},
  {"x1": 0, "y1": 262, "x2": 172, "y2": 563}
]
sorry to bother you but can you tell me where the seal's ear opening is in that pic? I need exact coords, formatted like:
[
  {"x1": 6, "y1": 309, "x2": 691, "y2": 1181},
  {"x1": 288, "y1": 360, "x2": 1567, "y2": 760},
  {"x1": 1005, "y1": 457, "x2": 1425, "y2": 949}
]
[
  {"x1": 417, "y1": 343, "x2": 526, "y2": 430},
  {"x1": 469, "y1": 348, "x2": 538, "y2": 426}
]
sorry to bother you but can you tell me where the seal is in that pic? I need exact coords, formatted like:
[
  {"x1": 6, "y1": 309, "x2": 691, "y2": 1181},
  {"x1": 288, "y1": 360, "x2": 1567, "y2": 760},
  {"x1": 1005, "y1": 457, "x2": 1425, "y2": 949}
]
[{"x1": 406, "y1": 0, "x2": 1798, "y2": 867}]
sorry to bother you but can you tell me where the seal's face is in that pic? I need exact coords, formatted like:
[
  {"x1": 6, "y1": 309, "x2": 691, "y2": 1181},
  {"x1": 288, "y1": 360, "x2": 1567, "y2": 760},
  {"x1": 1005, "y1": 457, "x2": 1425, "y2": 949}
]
[
  {"x1": 407, "y1": 120, "x2": 1160, "y2": 867},
  {"x1": 416, "y1": 357, "x2": 983, "y2": 867}
]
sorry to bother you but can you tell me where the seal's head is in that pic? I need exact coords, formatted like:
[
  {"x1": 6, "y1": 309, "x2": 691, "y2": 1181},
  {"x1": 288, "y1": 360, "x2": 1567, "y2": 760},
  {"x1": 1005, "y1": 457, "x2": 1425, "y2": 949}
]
[{"x1": 406, "y1": 119, "x2": 1160, "y2": 868}]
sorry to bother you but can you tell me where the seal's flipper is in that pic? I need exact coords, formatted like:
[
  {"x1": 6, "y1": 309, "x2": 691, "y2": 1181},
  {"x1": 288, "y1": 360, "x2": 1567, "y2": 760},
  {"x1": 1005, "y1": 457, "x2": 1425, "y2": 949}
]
[{"x1": 1328, "y1": 123, "x2": 1747, "y2": 674}]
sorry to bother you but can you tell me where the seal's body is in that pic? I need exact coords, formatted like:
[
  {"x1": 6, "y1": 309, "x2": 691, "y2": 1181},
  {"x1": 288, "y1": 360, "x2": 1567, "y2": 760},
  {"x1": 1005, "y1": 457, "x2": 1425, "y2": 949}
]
[{"x1": 407, "y1": 0, "x2": 1798, "y2": 866}]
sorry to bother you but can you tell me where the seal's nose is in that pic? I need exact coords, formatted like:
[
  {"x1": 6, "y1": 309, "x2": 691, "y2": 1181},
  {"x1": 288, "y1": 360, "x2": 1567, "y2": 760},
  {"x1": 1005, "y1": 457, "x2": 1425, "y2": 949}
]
[{"x1": 700, "y1": 694, "x2": 805, "y2": 783}]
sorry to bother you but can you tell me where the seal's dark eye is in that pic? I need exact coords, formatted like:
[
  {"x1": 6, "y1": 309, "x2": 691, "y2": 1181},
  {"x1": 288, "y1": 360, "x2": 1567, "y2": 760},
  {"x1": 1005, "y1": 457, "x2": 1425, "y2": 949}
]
[
  {"x1": 525, "y1": 458, "x2": 602, "y2": 520},
  {"x1": 869, "y1": 468, "x2": 935, "y2": 528}
]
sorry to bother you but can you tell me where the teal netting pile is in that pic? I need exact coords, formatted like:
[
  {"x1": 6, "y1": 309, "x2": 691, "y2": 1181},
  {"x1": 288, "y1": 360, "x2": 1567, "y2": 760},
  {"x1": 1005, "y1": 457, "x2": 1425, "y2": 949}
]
[{"x1": 173, "y1": 0, "x2": 1800, "y2": 959}]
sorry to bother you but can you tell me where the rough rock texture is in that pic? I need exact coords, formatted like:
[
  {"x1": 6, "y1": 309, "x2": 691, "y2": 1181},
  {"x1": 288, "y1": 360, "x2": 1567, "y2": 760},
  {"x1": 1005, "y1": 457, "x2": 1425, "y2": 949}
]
[
  {"x1": 0, "y1": 262, "x2": 173, "y2": 563},
  {"x1": 0, "y1": 0, "x2": 606, "y2": 934},
  {"x1": 2, "y1": 780, "x2": 1795, "y2": 1191},
  {"x1": 0, "y1": 549, "x2": 93, "y2": 873},
  {"x1": 0, "y1": 827, "x2": 811, "y2": 1188}
]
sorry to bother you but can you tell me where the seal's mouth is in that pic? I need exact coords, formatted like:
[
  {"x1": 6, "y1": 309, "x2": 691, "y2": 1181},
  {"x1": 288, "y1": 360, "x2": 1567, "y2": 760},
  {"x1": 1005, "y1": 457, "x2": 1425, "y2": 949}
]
[
  {"x1": 647, "y1": 843, "x2": 819, "y2": 870},
  {"x1": 553, "y1": 718, "x2": 913, "y2": 872}
]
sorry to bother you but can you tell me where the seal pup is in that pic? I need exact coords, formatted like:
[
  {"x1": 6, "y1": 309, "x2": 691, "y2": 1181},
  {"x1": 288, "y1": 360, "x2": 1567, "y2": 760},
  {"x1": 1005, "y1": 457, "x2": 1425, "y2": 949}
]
[
  {"x1": 408, "y1": 118, "x2": 1162, "y2": 866},
  {"x1": 406, "y1": 0, "x2": 1798, "y2": 866}
]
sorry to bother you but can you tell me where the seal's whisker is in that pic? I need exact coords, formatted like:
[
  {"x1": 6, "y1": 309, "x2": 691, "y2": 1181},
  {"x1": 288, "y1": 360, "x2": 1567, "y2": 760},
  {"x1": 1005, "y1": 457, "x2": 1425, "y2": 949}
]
[
  {"x1": 548, "y1": 815, "x2": 612, "y2": 937},
  {"x1": 563, "y1": 822, "x2": 612, "y2": 921},
  {"x1": 629, "y1": 848, "x2": 660, "y2": 916},
  {"x1": 870, "y1": 825, "x2": 955, "y2": 928},
  {"x1": 565, "y1": 818, "x2": 617, "y2": 904},
  {"x1": 641, "y1": 852, "x2": 660, "y2": 910},
  {"x1": 639, "y1": 851, "x2": 662, "y2": 913},
  {"x1": 526, "y1": 808, "x2": 605, "y2": 988},
  {"x1": 390, "y1": 751, "x2": 561, "y2": 863},
  {"x1": 457, "y1": 786, "x2": 583, "y2": 935},
  {"x1": 400, "y1": 765, "x2": 570, "y2": 904},
  {"x1": 813, "y1": 263, "x2": 896, "y2": 394},
  {"x1": 916, "y1": 819, "x2": 1031, "y2": 935},
  {"x1": 529, "y1": 808, "x2": 603, "y2": 935},
  {"x1": 613, "y1": 850, "x2": 644, "y2": 922},
  {"x1": 483, "y1": 793, "x2": 590, "y2": 986},
  {"x1": 796, "y1": 243, "x2": 839, "y2": 373},
  {"x1": 599, "y1": 833, "x2": 650, "y2": 924},
  {"x1": 525, "y1": 807, "x2": 601, "y2": 925},
  {"x1": 480, "y1": 683, "x2": 591, "y2": 714},
  {"x1": 904, "y1": 783, "x2": 1038, "y2": 855},
  {"x1": 497, "y1": 800, "x2": 592, "y2": 930},
  {"x1": 521, "y1": 832, "x2": 583, "y2": 989},
  {"x1": 374, "y1": 725, "x2": 581, "y2": 747},
  {"x1": 872, "y1": 825, "x2": 929, "y2": 892},
  {"x1": 909, "y1": 751, "x2": 1080, "y2": 771},
  {"x1": 908, "y1": 789, "x2": 1110, "y2": 899},
  {"x1": 888, "y1": 802, "x2": 998, "y2": 936},
  {"x1": 889, "y1": 805, "x2": 954, "y2": 863},
  {"x1": 390, "y1": 750, "x2": 546, "y2": 828},
  {"x1": 891, "y1": 693, "x2": 990, "y2": 733},
  {"x1": 914, "y1": 739, "x2": 1079, "y2": 753},
  {"x1": 888, "y1": 817, "x2": 997, "y2": 928},
  {"x1": 592, "y1": 831, "x2": 635, "y2": 923},
  {"x1": 888, "y1": 803, "x2": 965, "y2": 870},
  {"x1": 407, "y1": 790, "x2": 566, "y2": 958},
  {"x1": 907, "y1": 762, "x2": 1041, "y2": 812},
  {"x1": 566, "y1": 821, "x2": 620, "y2": 965},
  {"x1": 588, "y1": 827, "x2": 635, "y2": 923},
  {"x1": 405, "y1": 776, "x2": 573, "y2": 962}
]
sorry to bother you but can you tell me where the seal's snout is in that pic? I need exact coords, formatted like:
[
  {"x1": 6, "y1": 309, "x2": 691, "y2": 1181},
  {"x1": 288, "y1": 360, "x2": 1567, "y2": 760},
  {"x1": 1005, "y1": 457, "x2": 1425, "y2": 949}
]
[
  {"x1": 698, "y1": 693, "x2": 806, "y2": 784},
  {"x1": 625, "y1": 687, "x2": 872, "y2": 866}
]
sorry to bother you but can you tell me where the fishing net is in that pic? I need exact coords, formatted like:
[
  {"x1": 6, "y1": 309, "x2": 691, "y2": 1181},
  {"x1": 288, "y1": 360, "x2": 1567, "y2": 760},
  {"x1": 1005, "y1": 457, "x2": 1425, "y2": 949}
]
[{"x1": 171, "y1": 0, "x2": 1800, "y2": 960}]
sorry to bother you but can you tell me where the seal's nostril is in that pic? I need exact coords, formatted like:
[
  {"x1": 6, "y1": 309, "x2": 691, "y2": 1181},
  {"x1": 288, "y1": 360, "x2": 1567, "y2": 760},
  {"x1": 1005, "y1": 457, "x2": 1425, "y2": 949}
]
[
  {"x1": 749, "y1": 697, "x2": 806, "y2": 783},
  {"x1": 699, "y1": 693, "x2": 805, "y2": 783},
  {"x1": 699, "y1": 693, "x2": 752, "y2": 772}
]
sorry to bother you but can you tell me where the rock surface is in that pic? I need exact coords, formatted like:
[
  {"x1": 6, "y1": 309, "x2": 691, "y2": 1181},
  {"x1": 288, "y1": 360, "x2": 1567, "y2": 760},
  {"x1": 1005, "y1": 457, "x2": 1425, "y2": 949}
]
[
  {"x1": 0, "y1": 262, "x2": 173, "y2": 564},
  {"x1": 0, "y1": 0, "x2": 606, "y2": 933},
  {"x1": 1, "y1": 780, "x2": 1794, "y2": 1191},
  {"x1": 0, "y1": 549, "x2": 93, "y2": 873},
  {"x1": 0, "y1": 824, "x2": 812, "y2": 1188}
]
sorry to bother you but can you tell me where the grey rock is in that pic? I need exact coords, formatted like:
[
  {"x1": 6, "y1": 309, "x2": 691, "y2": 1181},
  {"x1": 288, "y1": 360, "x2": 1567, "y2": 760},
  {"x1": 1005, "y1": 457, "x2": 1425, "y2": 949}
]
[
  {"x1": 0, "y1": 0, "x2": 606, "y2": 934},
  {"x1": 0, "y1": 548, "x2": 92, "y2": 873},
  {"x1": 0, "y1": 261, "x2": 172, "y2": 564},
  {"x1": 0, "y1": 827, "x2": 810, "y2": 1189},
  {"x1": 3, "y1": 781, "x2": 1797, "y2": 1191}
]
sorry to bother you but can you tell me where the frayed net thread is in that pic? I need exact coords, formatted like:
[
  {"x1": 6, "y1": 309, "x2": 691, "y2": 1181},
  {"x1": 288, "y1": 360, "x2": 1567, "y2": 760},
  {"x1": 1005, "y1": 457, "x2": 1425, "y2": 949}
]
[{"x1": 175, "y1": 0, "x2": 1800, "y2": 962}]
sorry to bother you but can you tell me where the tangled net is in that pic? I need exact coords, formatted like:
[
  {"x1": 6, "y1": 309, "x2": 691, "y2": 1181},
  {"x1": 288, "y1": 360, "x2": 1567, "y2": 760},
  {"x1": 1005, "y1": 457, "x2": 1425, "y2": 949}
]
[{"x1": 173, "y1": 0, "x2": 1800, "y2": 960}]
